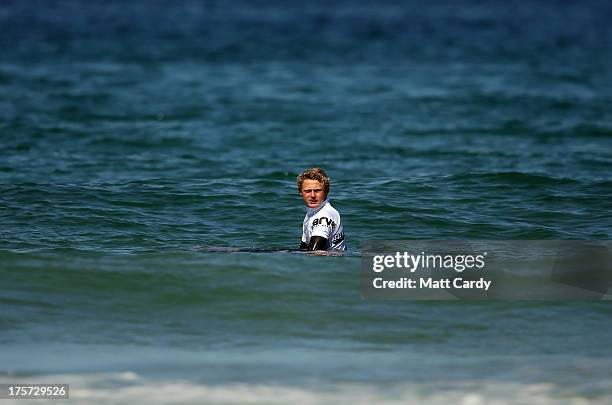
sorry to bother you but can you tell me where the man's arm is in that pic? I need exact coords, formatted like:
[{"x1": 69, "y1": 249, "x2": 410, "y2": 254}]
[{"x1": 307, "y1": 236, "x2": 328, "y2": 251}]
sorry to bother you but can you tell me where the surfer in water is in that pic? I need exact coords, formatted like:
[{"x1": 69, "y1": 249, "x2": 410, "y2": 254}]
[{"x1": 298, "y1": 168, "x2": 346, "y2": 251}]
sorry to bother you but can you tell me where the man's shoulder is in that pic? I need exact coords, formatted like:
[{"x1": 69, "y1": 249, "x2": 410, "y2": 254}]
[{"x1": 319, "y1": 201, "x2": 342, "y2": 219}]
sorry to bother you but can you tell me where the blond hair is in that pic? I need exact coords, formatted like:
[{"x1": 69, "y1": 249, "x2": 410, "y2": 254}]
[{"x1": 297, "y1": 167, "x2": 330, "y2": 194}]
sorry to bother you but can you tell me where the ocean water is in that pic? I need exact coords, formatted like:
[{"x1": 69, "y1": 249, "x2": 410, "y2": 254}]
[{"x1": 1, "y1": 0, "x2": 612, "y2": 403}]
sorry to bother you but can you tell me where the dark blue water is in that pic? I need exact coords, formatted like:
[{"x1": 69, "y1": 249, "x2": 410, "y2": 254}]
[{"x1": 1, "y1": 1, "x2": 612, "y2": 403}]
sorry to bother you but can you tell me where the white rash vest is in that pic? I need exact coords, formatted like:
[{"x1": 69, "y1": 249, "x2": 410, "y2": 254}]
[{"x1": 302, "y1": 199, "x2": 346, "y2": 251}]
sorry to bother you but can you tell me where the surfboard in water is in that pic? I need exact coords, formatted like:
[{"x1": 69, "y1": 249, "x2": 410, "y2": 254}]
[
  {"x1": 202, "y1": 246, "x2": 299, "y2": 253},
  {"x1": 200, "y1": 246, "x2": 350, "y2": 255}
]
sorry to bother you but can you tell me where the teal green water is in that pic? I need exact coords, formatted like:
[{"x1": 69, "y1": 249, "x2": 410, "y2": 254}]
[{"x1": 1, "y1": 1, "x2": 612, "y2": 403}]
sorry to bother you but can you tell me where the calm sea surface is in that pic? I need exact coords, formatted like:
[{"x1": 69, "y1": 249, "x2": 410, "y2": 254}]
[{"x1": 1, "y1": 1, "x2": 612, "y2": 403}]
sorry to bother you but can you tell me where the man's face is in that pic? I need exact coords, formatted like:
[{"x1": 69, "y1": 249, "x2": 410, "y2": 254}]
[{"x1": 301, "y1": 179, "x2": 327, "y2": 209}]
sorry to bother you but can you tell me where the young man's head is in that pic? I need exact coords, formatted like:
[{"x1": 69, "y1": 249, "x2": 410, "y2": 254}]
[{"x1": 297, "y1": 167, "x2": 330, "y2": 209}]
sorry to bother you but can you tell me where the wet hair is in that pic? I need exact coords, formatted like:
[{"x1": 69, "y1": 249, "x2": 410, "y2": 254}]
[{"x1": 297, "y1": 167, "x2": 330, "y2": 195}]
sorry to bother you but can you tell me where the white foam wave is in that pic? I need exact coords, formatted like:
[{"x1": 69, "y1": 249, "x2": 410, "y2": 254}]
[{"x1": 1, "y1": 371, "x2": 609, "y2": 405}]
